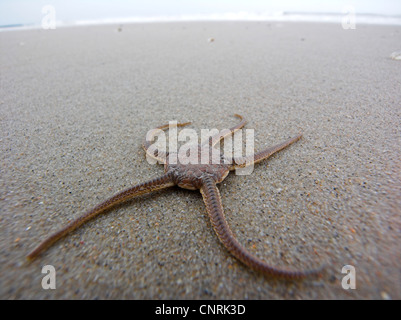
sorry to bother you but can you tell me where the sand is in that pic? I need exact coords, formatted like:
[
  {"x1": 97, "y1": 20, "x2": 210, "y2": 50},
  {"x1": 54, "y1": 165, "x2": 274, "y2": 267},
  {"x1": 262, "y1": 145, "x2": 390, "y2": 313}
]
[{"x1": 1, "y1": 22, "x2": 400, "y2": 299}]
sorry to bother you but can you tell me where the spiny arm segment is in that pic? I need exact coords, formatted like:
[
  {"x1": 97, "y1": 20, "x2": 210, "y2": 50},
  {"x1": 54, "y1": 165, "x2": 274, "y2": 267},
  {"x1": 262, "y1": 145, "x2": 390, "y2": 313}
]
[
  {"x1": 200, "y1": 176, "x2": 318, "y2": 279},
  {"x1": 27, "y1": 173, "x2": 175, "y2": 261},
  {"x1": 143, "y1": 121, "x2": 192, "y2": 164}
]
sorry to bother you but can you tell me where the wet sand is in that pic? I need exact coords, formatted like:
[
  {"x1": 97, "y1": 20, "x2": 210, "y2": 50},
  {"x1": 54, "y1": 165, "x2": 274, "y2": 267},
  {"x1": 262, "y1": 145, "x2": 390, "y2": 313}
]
[{"x1": 1, "y1": 22, "x2": 400, "y2": 299}]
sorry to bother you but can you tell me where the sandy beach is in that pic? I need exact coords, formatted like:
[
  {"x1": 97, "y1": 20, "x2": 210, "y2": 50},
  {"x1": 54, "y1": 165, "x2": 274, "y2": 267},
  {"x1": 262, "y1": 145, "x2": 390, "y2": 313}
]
[{"x1": 1, "y1": 21, "x2": 400, "y2": 299}]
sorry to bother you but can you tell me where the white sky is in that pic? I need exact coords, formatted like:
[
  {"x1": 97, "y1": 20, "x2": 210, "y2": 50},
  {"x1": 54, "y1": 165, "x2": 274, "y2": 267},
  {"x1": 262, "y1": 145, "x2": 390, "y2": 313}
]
[{"x1": 1, "y1": 0, "x2": 400, "y2": 25}]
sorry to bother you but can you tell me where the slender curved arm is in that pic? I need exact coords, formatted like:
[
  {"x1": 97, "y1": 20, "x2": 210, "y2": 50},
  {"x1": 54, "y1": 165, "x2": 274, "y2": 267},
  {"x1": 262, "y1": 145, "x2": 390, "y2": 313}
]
[
  {"x1": 27, "y1": 173, "x2": 175, "y2": 260},
  {"x1": 143, "y1": 121, "x2": 191, "y2": 164},
  {"x1": 207, "y1": 114, "x2": 247, "y2": 147},
  {"x1": 200, "y1": 176, "x2": 318, "y2": 279},
  {"x1": 228, "y1": 134, "x2": 302, "y2": 170}
]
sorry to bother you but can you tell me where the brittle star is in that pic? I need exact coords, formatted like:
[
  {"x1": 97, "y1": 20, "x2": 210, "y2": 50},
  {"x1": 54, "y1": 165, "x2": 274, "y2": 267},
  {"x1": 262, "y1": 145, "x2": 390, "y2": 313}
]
[{"x1": 27, "y1": 114, "x2": 321, "y2": 279}]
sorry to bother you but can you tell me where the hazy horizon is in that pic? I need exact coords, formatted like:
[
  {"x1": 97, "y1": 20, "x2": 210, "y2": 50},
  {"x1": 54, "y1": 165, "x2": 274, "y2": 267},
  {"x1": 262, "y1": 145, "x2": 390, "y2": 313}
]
[{"x1": 1, "y1": 0, "x2": 401, "y2": 27}]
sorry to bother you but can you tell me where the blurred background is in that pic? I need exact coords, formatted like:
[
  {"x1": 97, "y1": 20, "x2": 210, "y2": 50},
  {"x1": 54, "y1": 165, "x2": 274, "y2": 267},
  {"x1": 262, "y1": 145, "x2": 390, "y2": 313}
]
[{"x1": 1, "y1": 0, "x2": 401, "y2": 28}]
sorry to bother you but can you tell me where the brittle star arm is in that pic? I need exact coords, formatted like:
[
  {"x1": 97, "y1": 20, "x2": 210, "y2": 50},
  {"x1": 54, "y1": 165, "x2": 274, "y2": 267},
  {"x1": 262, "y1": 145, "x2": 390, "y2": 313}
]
[
  {"x1": 143, "y1": 121, "x2": 192, "y2": 164},
  {"x1": 227, "y1": 133, "x2": 303, "y2": 170},
  {"x1": 27, "y1": 173, "x2": 175, "y2": 261},
  {"x1": 200, "y1": 176, "x2": 317, "y2": 279},
  {"x1": 207, "y1": 114, "x2": 247, "y2": 147}
]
